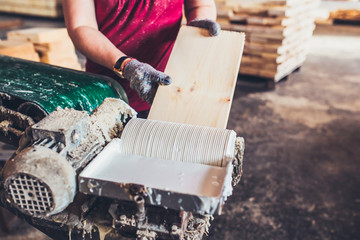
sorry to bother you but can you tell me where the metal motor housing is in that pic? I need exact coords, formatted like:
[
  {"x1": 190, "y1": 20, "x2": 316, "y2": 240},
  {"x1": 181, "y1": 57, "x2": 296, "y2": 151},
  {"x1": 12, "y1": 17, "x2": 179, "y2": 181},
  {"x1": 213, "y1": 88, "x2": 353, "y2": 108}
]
[
  {"x1": 3, "y1": 146, "x2": 76, "y2": 217},
  {"x1": 1, "y1": 98, "x2": 136, "y2": 217}
]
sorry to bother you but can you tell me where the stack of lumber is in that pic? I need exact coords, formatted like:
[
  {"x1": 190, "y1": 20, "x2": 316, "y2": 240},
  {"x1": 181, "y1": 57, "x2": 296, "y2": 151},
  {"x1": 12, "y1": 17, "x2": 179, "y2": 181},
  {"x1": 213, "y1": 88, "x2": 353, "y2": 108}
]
[
  {"x1": 330, "y1": 9, "x2": 360, "y2": 23},
  {"x1": 6, "y1": 28, "x2": 81, "y2": 70},
  {"x1": 0, "y1": 19, "x2": 24, "y2": 30},
  {"x1": 0, "y1": 0, "x2": 62, "y2": 18},
  {"x1": 216, "y1": 0, "x2": 319, "y2": 81},
  {"x1": 0, "y1": 40, "x2": 39, "y2": 61},
  {"x1": 313, "y1": 1, "x2": 360, "y2": 26}
]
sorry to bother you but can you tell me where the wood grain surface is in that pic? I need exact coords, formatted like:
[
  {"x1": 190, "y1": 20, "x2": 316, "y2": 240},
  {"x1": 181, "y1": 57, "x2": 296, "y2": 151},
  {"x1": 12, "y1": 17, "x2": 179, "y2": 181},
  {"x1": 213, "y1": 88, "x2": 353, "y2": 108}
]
[{"x1": 148, "y1": 26, "x2": 244, "y2": 129}]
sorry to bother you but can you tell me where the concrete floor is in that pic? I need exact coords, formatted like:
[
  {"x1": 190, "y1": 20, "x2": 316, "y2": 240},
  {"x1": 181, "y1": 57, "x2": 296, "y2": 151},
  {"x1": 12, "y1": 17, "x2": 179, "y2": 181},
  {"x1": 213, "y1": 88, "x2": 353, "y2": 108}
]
[
  {"x1": 207, "y1": 25, "x2": 360, "y2": 240},
  {"x1": 0, "y1": 15, "x2": 360, "y2": 240}
]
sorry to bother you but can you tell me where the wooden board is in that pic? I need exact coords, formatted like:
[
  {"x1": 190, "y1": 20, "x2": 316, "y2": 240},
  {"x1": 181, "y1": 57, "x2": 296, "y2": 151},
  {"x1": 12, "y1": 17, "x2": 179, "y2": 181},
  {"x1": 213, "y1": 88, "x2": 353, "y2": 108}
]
[
  {"x1": 267, "y1": 1, "x2": 319, "y2": 17},
  {"x1": 230, "y1": 11, "x2": 316, "y2": 27},
  {"x1": 0, "y1": 5, "x2": 62, "y2": 18},
  {"x1": 0, "y1": 0, "x2": 62, "y2": 17},
  {"x1": 242, "y1": 44, "x2": 309, "y2": 72},
  {"x1": 216, "y1": 0, "x2": 318, "y2": 81},
  {"x1": 244, "y1": 36, "x2": 311, "y2": 55},
  {"x1": 225, "y1": 21, "x2": 315, "y2": 39},
  {"x1": 240, "y1": 52, "x2": 307, "y2": 81},
  {"x1": 49, "y1": 58, "x2": 82, "y2": 70},
  {"x1": 241, "y1": 51, "x2": 306, "y2": 73},
  {"x1": 224, "y1": 0, "x2": 310, "y2": 8},
  {"x1": 243, "y1": 37, "x2": 311, "y2": 58},
  {"x1": 148, "y1": 26, "x2": 244, "y2": 129},
  {"x1": 39, "y1": 50, "x2": 77, "y2": 63},
  {"x1": 0, "y1": 0, "x2": 61, "y2": 8},
  {"x1": 0, "y1": 19, "x2": 23, "y2": 30},
  {"x1": 242, "y1": 42, "x2": 308, "y2": 65},
  {"x1": 7, "y1": 28, "x2": 69, "y2": 44},
  {"x1": 0, "y1": 40, "x2": 39, "y2": 61},
  {"x1": 330, "y1": 9, "x2": 360, "y2": 21},
  {"x1": 34, "y1": 40, "x2": 74, "y2": 53}
]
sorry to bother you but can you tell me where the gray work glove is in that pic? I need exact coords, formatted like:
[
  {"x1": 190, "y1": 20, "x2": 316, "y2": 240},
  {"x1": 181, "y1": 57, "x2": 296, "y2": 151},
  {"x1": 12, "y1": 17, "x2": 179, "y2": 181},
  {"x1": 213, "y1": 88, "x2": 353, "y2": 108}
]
[
  {"x1": 188, "y1": 19, "x2": 221, "y2": 36},
  {"x1": 123, "y1": 59, "x2": 172, "y2": 104}
]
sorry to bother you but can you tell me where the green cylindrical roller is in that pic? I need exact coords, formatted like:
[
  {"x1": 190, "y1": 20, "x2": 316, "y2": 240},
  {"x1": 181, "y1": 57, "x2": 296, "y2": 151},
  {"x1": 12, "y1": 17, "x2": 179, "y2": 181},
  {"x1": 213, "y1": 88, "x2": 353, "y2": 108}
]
[{"x1": 0, "y1": 55, "x2": 127, "y2": 115}]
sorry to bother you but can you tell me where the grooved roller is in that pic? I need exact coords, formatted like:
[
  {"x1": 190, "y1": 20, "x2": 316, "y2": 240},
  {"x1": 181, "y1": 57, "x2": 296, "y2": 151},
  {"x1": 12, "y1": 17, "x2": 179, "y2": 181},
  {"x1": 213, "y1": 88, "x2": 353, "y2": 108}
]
[{"x1": 121, "y1": 118, "x2": 236, "y2": 167}]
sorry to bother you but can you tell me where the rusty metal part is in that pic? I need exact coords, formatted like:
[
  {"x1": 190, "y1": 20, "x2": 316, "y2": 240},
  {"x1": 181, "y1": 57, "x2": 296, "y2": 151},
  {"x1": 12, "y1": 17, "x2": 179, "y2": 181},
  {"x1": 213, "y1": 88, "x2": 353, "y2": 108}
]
[
  {"x1": 17, "y1": 102, "x2": 47, "y2": 123},
  {"x1": 107, "y1": 199, "x2": 214, "y2": 240},
  {"x1": 1, "y1": 98, "x2": 136, "y2": 218},
  {"x1": 134, "y1": 195, "x2": 146, "y2": 223},
  {"x1": 0, "y1": 94, "x2": 45, "y2": 146},
  {"x1": 0, "y1": 106, "x2": 35, "y2": 131},
  {"x1": 232, "y1": 137, "x2": 245, "y2": 186},
  {"x1": 0, "y1": 106, "x2": 35, "y2": 146},
  {"x1": 109, "y1": 201, "x2": 186, "y2": 239},
  {"x1": 183, "y1": 214, "x2": 213, "y2": 240},
  {"x1": 0, "y1": 120, "x2": 23, "y2": 146}
]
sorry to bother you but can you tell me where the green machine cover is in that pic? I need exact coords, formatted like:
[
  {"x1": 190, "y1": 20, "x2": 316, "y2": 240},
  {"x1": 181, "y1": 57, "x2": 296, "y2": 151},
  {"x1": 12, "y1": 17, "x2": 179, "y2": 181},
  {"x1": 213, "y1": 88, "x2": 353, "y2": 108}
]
[{"x1": 0, "y1": 55, "x2": 128, "y2": 114}]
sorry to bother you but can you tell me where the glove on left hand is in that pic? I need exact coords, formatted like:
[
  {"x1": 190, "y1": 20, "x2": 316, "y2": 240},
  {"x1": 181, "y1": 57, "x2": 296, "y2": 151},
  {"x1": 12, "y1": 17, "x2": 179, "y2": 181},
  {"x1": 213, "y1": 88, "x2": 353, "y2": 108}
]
[{"x1": 188, "y1": 19, "x2": 221, "y2": 36}]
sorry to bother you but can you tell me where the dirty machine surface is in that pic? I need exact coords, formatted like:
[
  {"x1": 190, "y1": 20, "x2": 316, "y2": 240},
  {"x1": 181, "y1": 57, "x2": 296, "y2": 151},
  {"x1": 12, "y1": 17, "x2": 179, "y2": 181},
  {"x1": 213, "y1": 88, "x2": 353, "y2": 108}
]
[{"x1": 0, "y1": 56, "x2": 245, "y2": 240}]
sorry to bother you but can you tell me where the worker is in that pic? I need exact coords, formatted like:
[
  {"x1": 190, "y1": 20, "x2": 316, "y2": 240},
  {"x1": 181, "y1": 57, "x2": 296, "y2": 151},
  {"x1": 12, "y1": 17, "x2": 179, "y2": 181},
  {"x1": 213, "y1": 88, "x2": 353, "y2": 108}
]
[{"x1": 62, "y1": 0, "x2": 220, "y2": 118}]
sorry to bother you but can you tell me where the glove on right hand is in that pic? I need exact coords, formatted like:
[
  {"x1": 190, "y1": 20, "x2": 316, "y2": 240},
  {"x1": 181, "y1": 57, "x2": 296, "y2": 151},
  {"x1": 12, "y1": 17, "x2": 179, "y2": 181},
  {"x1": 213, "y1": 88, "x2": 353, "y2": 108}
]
[{"x1": 188, "y1": 19, "x2": 221, "y2": 36}]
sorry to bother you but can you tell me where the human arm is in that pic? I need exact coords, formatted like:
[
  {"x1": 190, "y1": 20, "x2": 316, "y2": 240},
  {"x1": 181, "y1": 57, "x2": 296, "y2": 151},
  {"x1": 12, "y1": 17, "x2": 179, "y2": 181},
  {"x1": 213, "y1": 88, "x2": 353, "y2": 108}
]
[
  {"x1": 62, "y1": 0, "x2": 171, "y2": 104},
  {"x1": 184, "y1": 0, "x2": 220, "y2": 36},
  {"x1": 62, "y1": 0, "x2": 124, "y2": 69}
]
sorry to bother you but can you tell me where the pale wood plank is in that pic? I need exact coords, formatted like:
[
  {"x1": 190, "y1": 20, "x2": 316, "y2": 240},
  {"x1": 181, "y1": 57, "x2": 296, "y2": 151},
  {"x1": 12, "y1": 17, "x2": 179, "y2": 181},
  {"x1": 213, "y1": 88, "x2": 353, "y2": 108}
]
[
  {"x1": 228, "y1": 20, "x2": 315, "y2": 39},
  {"x1": 0, "y1": 19, "x2": 23, "y2": 30},
  {"x1": 268, "y1": 1, "x2": 319, "y2": 17},
  {"x1": 0, "y1": 0, "x2": 61, "y2": 8},
  {"x1": 216, "y1": 0, "x2": 318, "y2": 81},
  {"x1": 34, "y1": 40, "x2": 74, "y2": 53},
  {"x1": 0, "y1": 5, "x2": 62, "y2": 18},
  {"x1": 50, "y1": 59, "x2": 82, "y2": 70},
  {"x1": 148, "y1": 26, "x2": 244, "y2": 129},
  {"x1": 240, "y1": 52, "x2": 307, "y2": 76},
  {"x1": 242, "y1": 42, "x2": 308, "y2": 65},
  {"x1": 7, "y1": 28, "x2": 68, "y2": 44},
  {"x1": 244, "y1": 36, "x2": 311, "y2": 56},
  {"x1": 0, "y1": 40, "x2": 39, "y2": 61},
  {"x1": 40, "y1": 51, "x2": 78, "y2": 64}
]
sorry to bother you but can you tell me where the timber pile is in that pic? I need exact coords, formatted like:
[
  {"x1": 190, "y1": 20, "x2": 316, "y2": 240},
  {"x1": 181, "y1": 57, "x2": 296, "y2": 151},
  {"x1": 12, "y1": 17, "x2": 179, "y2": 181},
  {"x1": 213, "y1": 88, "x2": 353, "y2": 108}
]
[
  {"x1": 6, "y1": 28, "x2": 81, "y2": 70},
  {"x1": 216, "y1": 0, "x2": 319, "y2": 82},
  {"x1": 0, "y1": 19, "x2": 24, "y2": 30},
  {"x1": 0, "y1": 40, "x2": 39, "y2": 61},
  {"x1": 330, "y1": 9, "x2": 360, "y2": 24},
  {"x1": 0, "y1": 0, "x2": 62, "y2": 18}
]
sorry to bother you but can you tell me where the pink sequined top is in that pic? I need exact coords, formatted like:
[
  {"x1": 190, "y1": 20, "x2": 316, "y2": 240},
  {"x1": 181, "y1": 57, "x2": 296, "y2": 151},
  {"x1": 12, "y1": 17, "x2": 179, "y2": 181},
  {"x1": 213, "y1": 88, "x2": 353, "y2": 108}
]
[{"x1": 86, "y1": 0, "x2": 184, "y2": 112}]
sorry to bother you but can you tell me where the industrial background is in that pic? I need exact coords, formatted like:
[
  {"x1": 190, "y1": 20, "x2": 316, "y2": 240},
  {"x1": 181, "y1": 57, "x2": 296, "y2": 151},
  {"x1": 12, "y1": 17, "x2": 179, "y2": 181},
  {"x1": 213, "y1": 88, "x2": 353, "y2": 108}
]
[{"x1": 0, "y1": 0, "x2": 359, "y2": 239}]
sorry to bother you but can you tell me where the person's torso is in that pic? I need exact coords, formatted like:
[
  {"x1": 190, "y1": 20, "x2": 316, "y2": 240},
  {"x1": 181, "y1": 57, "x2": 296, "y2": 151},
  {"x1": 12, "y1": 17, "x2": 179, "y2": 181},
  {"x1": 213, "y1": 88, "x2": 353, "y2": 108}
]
[{"x1": 87, "y1": 0, "x2": 184, "y2": 112}]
